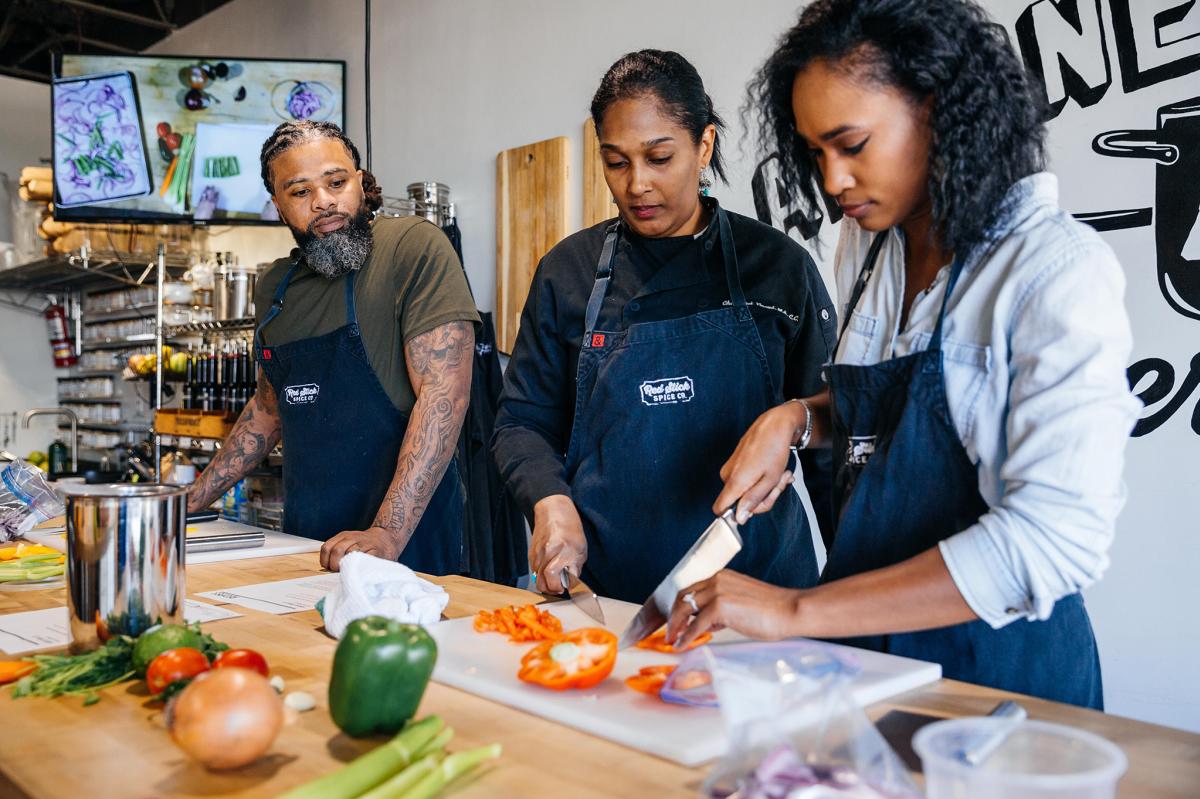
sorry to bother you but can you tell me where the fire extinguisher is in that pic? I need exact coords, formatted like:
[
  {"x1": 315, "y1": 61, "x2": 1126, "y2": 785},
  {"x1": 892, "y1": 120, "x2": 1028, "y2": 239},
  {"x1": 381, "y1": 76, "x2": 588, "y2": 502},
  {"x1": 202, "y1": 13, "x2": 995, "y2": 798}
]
[{"x1": 45, "y1": 296, "x2": 77, "y2": 368}]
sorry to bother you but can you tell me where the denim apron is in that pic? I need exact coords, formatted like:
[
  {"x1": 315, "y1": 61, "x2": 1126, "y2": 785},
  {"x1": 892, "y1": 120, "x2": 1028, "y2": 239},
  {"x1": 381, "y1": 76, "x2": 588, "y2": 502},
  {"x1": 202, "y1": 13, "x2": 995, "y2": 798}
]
[
  {"x1": 565, "y1": 206, "x2": 818, "y2": 603},
  {"x1": 824, "y1": 232, "x2": 1103, "y2": 708},
  {"x1": 255, "y1": 262, "x2": 463, "y2": 575}
]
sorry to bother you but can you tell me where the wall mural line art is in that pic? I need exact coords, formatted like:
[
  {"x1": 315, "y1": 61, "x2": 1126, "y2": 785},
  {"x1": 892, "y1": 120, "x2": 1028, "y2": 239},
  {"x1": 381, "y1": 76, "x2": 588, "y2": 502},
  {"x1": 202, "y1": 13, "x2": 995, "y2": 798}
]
[
  {"x1": 1013, "y1": 0, "x2": 1200, "y2": 438},
  {"x1": 1013, "y1": 0, "x2": 1200, "y2": 117},
  {"x1": 1089, "y1": 96, "x2": 1200, "y2": 323}
]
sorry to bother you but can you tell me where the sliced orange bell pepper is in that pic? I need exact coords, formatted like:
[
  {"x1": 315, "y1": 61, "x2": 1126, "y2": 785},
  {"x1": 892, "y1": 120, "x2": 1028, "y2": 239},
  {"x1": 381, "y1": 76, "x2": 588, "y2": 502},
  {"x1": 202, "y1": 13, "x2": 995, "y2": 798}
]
[
  {"x1": 518, "y1": 627, "x2": 617, "y2": 691},
  {"x1": 625, "y1": 664, "x2": 675, "y2": 696},
  {"x1": 0, "y1": 661, "x2": 36, "y2": 685},
  {"x1": 474, "y1": 604, "x2": 563, "y2": 643},
  {"x1": 636, "y1": 627, "x2": 712, "y2": 653}
]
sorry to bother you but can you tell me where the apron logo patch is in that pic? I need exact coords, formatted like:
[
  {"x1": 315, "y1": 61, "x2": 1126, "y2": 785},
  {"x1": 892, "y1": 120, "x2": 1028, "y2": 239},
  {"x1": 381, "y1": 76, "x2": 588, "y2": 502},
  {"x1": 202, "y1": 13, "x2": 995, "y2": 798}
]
[
  {"x1": 283, "y1": 383, "x2": 320, "y2": 405},
  {"x1": 640, "y1": 376, "x2": 694, "y2": 406},
  {"x1": 590, "y1": 333, "x2": 606, "y2": 348},
  {"x1": 847, "y1": 436, "x2": 876, "y2": 466}
]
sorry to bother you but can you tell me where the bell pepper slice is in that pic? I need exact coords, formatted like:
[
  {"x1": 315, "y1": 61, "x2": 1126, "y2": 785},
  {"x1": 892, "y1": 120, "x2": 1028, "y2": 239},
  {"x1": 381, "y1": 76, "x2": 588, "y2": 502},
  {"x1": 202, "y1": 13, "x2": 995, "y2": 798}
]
[
  {"x1": 625, "y1": 664, "x2": 675, "y2": 696},
  {"x1": 518, "y1": 627, "x2": 617, "y2": 690},
  {"x1": 636, "y1": 627, "x2": 712, "y2": 653}
]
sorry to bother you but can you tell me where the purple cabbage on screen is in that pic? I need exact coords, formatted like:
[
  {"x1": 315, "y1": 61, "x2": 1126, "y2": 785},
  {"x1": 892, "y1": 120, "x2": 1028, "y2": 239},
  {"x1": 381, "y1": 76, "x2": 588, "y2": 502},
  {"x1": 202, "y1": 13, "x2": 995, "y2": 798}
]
[{"x1": 54, "y1": 78, "x2": 149, "y2": 205}]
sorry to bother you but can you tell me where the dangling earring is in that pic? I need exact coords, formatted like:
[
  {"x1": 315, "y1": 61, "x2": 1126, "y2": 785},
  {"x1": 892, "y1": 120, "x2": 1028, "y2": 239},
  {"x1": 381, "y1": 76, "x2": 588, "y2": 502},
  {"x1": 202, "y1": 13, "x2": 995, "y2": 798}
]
[{"x1": 699, "y1": 167, "x2": 712, "y2": 196}]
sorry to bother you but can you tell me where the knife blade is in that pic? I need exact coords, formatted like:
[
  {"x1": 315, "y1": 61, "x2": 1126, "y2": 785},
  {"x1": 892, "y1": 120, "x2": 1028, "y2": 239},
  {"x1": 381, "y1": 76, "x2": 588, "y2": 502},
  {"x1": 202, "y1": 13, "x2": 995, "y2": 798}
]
[
  {"x1": 563, "y1": 567, "x2": 606, "y2": 625},
  {"x1": 535, "y1": 568, "x2": 607, "y2": 626},
  {"x1": 617, "y1": 509, "x2": 743, "y2": 649}
]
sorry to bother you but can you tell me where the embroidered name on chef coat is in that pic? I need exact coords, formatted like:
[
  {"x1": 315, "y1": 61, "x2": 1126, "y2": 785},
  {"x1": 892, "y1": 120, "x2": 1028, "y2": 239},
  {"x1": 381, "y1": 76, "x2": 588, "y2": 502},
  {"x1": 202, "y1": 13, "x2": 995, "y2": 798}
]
[
  {"x1": 640, "y1": 376, "x2": 694, "y2": 406},
  {"x1": 284, "y1": 383, "x2": 320, "y2": 405}
]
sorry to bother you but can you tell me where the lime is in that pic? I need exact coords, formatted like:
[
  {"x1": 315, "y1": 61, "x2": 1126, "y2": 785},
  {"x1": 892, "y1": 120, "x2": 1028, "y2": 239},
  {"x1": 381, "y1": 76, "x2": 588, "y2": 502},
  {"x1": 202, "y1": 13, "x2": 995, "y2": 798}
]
[{"x1": 132, "y1": 625, "x2": 205, "y2": 675}]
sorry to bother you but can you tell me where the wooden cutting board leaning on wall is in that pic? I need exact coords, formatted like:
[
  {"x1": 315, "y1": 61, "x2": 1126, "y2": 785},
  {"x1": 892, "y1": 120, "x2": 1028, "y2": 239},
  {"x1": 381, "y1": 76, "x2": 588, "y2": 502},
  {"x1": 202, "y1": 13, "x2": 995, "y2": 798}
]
[
  {"x1": 583, "y1": 118, "x2": 615, "y2": 229},
  {"x1": 495, "y1": 136, "x2": 570, "y2": 354}
]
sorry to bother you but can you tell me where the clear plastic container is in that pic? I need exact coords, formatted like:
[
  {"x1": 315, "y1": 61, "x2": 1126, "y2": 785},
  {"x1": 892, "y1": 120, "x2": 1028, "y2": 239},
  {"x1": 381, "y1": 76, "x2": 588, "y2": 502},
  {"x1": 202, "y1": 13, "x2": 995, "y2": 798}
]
[{"x1": 914, "y1": 718, "x2": 1127, "y2": 799}]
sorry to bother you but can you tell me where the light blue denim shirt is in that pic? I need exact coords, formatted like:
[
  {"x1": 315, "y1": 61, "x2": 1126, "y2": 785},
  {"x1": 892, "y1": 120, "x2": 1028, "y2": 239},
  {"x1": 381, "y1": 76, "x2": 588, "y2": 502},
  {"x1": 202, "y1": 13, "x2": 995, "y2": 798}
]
[{"x1": 832, "y1": 173, "x2": 1141, "y2": 628}]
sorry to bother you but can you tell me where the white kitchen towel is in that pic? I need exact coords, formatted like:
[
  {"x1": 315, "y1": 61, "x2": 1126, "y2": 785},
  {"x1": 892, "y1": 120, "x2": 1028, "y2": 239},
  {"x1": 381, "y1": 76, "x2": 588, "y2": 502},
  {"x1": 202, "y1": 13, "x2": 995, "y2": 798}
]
[{"x1": 321, "y1": 551, "x2": 449, "y2": 638}]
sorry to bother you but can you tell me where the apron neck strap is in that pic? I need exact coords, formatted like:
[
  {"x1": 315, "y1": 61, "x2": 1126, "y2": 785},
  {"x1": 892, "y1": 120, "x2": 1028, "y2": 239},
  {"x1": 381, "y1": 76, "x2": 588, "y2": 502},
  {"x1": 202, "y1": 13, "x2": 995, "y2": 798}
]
[
  {"x1": 836, "y1": 230, "x2": 888, "y2": 343},
  {"x1": 583, "y1": 221, "x2": 621, "y2": 337},
  {"x1": 835, "y1": 229, "x2": 965, "y2": 355},
  {"x1": 582, "y1": 204, "x2": 746, "y2": 340},
  {"x1": 343, "y1": 268, "x2": 359, "y2": 333},
  {"x1": 928, "y1": 255, "x2": 965, "y2": 353},
  {"x1": 254, "y1": 261, "x2": 362, "y2": 350},
  {"x1": 255, "y1": 261, "x2": 300, "y2": 348},
  {"x1": 715, "y1": 206, "x2": 749, "y2": 320}
]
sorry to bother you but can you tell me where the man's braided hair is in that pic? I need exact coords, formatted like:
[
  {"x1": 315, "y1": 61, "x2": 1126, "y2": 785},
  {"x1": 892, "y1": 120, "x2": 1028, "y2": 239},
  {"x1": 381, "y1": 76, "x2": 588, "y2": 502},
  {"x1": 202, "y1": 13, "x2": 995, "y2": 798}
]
[{"x1": 259, "y1": 121, "x2": 383, "y2": 213}]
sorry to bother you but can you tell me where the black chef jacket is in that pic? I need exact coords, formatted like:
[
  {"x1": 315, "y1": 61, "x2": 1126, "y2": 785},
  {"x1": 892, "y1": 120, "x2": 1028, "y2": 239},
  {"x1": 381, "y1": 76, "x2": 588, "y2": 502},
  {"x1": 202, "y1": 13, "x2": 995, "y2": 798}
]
[{"x1": 492, "y1": 202, "x2": 838, "y2": 543}]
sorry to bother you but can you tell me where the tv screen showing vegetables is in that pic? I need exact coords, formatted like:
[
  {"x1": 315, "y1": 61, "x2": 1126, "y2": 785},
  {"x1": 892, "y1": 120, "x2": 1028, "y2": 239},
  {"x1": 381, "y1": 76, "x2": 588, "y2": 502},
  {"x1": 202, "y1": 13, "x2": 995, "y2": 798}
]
[{"x1": 52, "y1": 54, "x2": 346, "y2": 225}]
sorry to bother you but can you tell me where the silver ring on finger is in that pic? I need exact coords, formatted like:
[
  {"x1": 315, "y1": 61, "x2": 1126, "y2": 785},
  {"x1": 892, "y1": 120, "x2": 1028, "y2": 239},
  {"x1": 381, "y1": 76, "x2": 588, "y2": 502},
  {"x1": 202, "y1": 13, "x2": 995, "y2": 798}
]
[{"x1": 683, "y1": 592, "x2": 700, "y2": 614}]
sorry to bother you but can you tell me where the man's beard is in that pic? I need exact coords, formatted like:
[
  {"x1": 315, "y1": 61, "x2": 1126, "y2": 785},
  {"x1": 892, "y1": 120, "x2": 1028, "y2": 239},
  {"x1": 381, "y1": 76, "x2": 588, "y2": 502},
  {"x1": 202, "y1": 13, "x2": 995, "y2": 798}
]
[{"x1": 289, "y1": 207, "x2": 374, "y2": 278}]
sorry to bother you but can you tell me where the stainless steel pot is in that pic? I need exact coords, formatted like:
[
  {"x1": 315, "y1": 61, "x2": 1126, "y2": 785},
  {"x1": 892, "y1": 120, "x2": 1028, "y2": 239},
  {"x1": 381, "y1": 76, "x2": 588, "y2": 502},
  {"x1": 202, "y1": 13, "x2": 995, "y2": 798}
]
[
  {"x1": 59, "y1": 483, "x2": 187, "y2": 653},
  {"x1": 216, "y1": 264, "x2": 257, "y2": 321},
  {"x1": 407, "y1": 181, "x2": 450, "y2": 206}
]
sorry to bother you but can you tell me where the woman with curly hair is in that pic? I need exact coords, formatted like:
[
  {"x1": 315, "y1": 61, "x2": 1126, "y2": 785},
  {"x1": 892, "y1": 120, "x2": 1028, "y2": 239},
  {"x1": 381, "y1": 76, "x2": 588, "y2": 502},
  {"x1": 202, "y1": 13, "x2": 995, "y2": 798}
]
[{"x1": 665, "y1": 0, "x2": 1140, "y2": 707}]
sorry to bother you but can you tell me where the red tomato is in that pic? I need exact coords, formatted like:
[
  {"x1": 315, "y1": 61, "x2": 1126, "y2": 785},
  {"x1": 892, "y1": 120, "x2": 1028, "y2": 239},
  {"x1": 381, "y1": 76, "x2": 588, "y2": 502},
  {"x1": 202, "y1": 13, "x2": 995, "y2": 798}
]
[
  {"x1": 212, "y1": 648, "x2": 269, "y2": 677},
  {"x1": 164, "y1": 132, "x2": 182, "y2": 153},
  {"x1": 156, "y1": 122, "x2": 171, "y2": 138},
  {"x1": 146, "y1": 647, "x2": 210, "y2": 695}
]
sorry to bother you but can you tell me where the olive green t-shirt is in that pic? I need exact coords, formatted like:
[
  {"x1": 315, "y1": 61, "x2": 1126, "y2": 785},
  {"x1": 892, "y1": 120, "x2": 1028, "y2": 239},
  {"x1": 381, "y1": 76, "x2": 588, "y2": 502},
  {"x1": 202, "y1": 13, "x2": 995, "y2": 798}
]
[{"x1": 254, "y1": 216, "x2": 481, "y2": 413}]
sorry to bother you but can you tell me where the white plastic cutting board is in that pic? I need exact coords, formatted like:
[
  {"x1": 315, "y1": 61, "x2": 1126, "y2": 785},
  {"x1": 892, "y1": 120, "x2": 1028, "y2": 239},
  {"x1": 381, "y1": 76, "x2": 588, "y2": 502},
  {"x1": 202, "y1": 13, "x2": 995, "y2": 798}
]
[{"x1": 430, "y1": 597, "x2": 941, "y2": 766}]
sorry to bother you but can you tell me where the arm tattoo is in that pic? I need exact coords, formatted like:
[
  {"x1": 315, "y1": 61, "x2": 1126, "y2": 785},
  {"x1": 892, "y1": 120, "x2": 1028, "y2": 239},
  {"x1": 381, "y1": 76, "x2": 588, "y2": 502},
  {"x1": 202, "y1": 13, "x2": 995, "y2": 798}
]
[
  {"x1": 189, "y1": 369, "x2": 282, "y2": 509},
  {"x1": 372, "y1": 321, "x2": 474, "y2": 543}
]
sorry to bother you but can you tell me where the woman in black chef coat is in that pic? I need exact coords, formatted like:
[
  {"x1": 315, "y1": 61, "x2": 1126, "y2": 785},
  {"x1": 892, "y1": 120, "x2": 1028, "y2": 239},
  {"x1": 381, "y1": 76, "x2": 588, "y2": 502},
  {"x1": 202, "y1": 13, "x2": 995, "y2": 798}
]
[{"x1": 492, "y1": 50, "x2": 838, "y2": 603}]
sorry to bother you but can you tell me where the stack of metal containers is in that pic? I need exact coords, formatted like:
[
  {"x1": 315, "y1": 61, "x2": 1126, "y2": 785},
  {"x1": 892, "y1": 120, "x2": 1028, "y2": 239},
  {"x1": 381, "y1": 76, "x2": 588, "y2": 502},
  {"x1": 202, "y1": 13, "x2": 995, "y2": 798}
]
[{"x1": 379, "y1": 182, "x2": 455, "y2": 226}]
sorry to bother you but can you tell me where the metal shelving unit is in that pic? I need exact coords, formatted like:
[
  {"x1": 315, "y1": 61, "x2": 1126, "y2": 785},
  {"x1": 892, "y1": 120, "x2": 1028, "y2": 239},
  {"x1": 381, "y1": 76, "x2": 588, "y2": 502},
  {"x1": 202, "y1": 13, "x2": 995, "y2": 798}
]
[
  {"x1": 165, "y1": 317, "x2": 255, "y2": 337},
  {"x1": 0, "y1": 248, "x2": 190, "y2": 314}
]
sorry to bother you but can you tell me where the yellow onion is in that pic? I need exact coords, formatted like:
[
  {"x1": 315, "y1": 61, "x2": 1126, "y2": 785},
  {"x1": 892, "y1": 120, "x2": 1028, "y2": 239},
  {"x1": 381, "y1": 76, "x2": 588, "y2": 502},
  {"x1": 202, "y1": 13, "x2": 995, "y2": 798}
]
[{"x1": 166, "y1": 666, "x2": 283, "y2": 770}]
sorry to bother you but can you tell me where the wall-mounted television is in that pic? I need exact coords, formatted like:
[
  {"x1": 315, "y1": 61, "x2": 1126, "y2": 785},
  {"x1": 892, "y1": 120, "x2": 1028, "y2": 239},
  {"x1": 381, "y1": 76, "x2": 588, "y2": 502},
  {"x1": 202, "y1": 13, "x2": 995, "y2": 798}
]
[{"x1": 52, "y1": 53, "x2": 346, "y2": 225}]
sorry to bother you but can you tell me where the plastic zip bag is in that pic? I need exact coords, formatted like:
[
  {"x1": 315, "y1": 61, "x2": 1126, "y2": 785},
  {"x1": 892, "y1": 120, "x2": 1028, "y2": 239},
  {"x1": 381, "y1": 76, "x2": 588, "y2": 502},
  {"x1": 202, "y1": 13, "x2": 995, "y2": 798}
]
[
  {"x1": 693, "y1": 641, "x2": 922, "y2": 799},
  {"x1": 0, "y1": 459, "x2": 64, "y2": 540}
]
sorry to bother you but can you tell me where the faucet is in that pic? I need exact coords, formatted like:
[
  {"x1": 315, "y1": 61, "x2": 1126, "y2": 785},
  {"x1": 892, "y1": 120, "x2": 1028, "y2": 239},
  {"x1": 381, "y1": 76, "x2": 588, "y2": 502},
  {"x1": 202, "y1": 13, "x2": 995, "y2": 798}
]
[{"x1": 22, "y1": 408, "x2": 78, "y2": 472}]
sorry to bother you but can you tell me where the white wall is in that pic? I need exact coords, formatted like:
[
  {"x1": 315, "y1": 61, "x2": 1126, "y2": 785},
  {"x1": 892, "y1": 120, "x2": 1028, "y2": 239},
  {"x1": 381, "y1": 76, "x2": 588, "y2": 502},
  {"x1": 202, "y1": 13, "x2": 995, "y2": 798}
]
[
  {"x1": 370, "y1": 0, "x2": 815, "y2": 304},
  {"x1": 118, "y1": 0, "x2": 1200, "y2": 732},
  {"x1": 0, "y1": 75, "x2": 58, "y2": 457}
]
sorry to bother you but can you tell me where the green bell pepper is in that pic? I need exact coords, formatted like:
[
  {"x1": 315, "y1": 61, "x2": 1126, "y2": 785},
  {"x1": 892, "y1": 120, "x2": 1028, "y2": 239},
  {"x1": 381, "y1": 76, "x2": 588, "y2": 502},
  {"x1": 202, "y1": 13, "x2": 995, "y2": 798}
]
[{"x1": 329, "y1": 616, "x2": 438, "y2": 738}]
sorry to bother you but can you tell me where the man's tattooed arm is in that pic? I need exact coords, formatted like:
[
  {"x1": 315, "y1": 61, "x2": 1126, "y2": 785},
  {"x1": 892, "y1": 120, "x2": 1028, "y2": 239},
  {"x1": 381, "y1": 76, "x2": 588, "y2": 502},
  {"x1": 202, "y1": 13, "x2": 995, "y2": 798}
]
[
  {"x1": 371, "y1": 320, "x2": 474, "y2": 545},
  {"x1": 186, "y1": 369, "x2": 283, "y2": 512}
]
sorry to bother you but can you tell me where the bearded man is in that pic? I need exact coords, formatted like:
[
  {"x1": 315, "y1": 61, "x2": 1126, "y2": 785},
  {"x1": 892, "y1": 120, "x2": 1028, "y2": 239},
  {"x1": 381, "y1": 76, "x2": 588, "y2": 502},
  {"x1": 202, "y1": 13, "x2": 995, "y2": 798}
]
[{"x1": 187, "y1": 121, "x2": 479, "y2": 574}]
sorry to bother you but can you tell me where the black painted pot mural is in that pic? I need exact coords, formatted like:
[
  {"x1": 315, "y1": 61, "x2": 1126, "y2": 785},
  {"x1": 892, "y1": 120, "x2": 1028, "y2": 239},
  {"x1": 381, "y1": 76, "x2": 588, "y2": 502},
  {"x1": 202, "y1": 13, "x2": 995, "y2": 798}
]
[{"x1": 1091, "y1": 97, "x2": 1200, "y2": 321}]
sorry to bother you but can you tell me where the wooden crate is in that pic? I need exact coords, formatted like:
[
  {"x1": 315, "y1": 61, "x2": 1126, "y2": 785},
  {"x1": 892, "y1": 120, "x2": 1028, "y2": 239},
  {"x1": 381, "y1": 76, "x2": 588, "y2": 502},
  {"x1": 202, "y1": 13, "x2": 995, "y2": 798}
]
[{"x1": 154, "y1": 408, "x2": 232, "y2": 439}]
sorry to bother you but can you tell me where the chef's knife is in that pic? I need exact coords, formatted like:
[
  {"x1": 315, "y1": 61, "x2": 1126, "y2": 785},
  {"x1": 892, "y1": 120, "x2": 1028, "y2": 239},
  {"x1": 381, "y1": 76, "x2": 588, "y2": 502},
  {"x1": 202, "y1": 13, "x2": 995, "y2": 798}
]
[
  {"x1": 562, "y1": 567, "x2": 606, "y2": 625},
  {"x1": 617, "y1": 509, "x2": 743, "y2": 649},
  {"x1": 536, "y1": 568, "x2": 607, "y2": 625}
]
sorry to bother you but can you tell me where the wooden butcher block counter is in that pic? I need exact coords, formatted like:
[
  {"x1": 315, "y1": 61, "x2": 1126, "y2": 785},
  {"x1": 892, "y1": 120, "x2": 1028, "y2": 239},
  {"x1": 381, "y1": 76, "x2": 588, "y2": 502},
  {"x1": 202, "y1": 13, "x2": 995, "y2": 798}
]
[{"x1": 0, "y1": 553, "x2": 1196, "y2": 798}]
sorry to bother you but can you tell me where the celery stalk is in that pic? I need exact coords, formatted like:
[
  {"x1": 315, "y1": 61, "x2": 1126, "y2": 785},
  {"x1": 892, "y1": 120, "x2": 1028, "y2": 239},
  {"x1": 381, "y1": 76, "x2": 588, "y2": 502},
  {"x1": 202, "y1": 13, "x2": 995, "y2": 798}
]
[
  {"x1": 277, "y1": 716, "x2": 443, "y2": 799},
  {"x1": 399, "y1": 744, "x2": 502, "y2": 799},
  {"x1": 411, "y1": 727, "x2": 453, "y2": 761},
  {"x1": 356, "y1": 753, "x2": 443, "y2": 799}
]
